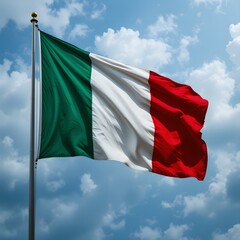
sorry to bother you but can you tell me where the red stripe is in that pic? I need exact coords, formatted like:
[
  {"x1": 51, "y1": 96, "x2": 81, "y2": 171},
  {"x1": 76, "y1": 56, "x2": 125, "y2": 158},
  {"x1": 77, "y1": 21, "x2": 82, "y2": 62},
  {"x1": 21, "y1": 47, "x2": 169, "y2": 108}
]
[{"x1": 149, "y1": 71, "x2": 208, "y2": 180}]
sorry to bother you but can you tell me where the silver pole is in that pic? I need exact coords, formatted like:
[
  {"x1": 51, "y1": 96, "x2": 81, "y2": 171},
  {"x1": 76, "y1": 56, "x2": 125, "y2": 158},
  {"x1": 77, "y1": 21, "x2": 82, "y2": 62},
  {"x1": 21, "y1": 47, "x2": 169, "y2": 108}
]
[{"x1": 29, "y1": 12, "x2": 38, "y2": 240}]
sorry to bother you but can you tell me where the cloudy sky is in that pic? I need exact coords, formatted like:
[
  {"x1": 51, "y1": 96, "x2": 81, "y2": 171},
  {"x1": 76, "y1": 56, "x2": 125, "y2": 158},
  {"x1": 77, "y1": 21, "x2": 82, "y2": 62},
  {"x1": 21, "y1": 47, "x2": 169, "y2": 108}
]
[{"x1": 0, "y1": 0, "x2": 240, "y2": 239}]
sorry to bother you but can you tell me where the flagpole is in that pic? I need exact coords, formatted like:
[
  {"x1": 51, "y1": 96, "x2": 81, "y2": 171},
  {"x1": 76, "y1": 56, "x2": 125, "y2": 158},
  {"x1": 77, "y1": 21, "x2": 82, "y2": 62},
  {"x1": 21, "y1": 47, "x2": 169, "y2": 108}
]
[{"x1": 29, "y1": 12, "x2": 38, "y2": 240}]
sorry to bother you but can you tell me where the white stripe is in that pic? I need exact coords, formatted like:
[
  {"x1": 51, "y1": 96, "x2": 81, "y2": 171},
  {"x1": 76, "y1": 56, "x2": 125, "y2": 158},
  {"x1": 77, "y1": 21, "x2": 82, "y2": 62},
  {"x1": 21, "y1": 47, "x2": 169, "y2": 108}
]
[{"x1": 90, "y1": 53, "x2": 154, "y2": 171}]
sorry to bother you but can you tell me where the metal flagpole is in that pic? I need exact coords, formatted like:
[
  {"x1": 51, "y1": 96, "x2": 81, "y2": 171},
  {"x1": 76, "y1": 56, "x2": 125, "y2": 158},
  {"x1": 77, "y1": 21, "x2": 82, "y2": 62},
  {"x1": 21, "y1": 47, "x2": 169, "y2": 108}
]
[{"x1": 29, "y1": 12, "x2": 38, "y2": 240}]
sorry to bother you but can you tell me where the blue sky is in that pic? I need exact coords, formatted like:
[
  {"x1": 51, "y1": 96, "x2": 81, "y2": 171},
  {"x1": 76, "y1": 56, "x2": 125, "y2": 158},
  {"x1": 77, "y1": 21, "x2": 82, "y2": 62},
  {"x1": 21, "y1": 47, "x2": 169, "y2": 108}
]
[{"x1": 0, "y1": 0, "x2": 240, "y2": 239}]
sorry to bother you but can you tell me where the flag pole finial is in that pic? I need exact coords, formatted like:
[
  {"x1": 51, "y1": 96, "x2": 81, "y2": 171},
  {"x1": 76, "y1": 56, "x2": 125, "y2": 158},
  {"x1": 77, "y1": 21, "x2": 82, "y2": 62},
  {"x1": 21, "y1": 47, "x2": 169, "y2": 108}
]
[{"x1": 31, "y1": 12, "x2": 38, "y2": 23}]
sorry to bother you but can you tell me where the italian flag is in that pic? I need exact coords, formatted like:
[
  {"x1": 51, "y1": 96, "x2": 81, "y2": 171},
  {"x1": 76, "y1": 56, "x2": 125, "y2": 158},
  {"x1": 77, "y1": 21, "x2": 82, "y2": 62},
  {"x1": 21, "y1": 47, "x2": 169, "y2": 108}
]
[{"x1": 38, "y1": 31, "x2": 208, "y2": 180}]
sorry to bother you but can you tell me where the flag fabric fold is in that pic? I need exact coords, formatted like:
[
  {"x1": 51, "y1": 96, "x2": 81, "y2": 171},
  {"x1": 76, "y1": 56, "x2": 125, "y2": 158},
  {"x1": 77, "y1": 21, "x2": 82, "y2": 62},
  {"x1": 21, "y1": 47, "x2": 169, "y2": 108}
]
[{"x1": 38, "y1": 30, "x2": 208, "y2": 180}]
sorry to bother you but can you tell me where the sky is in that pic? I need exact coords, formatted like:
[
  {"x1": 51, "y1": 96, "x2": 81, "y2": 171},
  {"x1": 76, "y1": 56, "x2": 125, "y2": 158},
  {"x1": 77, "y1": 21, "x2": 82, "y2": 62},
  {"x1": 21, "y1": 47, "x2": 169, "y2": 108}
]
[{"x1": 0, "y1": 0, "x2": 240, "y2": 239}]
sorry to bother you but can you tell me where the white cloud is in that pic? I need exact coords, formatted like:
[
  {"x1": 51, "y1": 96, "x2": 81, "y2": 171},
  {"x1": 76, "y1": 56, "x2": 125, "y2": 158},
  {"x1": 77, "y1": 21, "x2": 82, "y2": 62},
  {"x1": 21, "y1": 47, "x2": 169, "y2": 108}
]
[
  {"x1": 102, "y1": 209, "x2": 125, "y2": 230},
  {"x1": 0, "y1": 58, "x2": 32, "y2": 237},
  {"x1": 90, "y1": 3, "x2": 106, "y2": 20},
  {"x1": 69, "y1": 24, "x2": 90, "y2": 39},
  {"x1": 158, "y1": 177, "x2": 176, "y2": 187},
  {"x1": 46, "y1": 179, "x2": 65, "y2": 192},
  {"x1": 164, "y1": 223, "x2": 189, "y2": 240},
  {"x1": 80, "y1": 173, "x2": 97, "y2": 194},
  {"x1": 161, "y1": 195, "x2": 183, "y2": 209},
  {"x1": 134, "y1": 223, "x2": 190, "y2": 240},
  {"x1": 161, "y1": 201, "x2": 173, "y2": 209},
  {"x1": 0, "y1": 58, "x2": 30, "y2": 137},
  {"x1": 147, "y1": 15, "x2": 177, "y2": 38},
  {"x1": 0, "y1": 0, "x2": 85, "y2": 37},
  {"x1": 0, "y1": 209, "x2": 12, "y2": 224},
  {"x1": 0, "y1": 208, "x2": 27, "y2": 238},
  {"x1": 39, "y1": 219, "x2": 50, "y2": 233},
  {"x1": 226, "y1": 168, "x2": 240, "y2": 203},
  {"x1": 0, "y1": 59, "x2": 30, "y2": 114},
  {"x1": 210, "y1": 150, "x2": 240, "y2": 198},
  {"x1": 229, "y1": 23, "x2": 240, "y2": 39},
  {"x1": 194, "y1": 0, "x2": 222, "y2": 4},
  {"x1": 0, "y1": 136, "x2": 28, "y2": 189},
  {"x1": 134, "y1": 226, "x2": 161, "y2": 240},
  {"x1": 2, "y1": 135, "x2": 13, "y2": 147},
  {"x1": 38, "y1": 1, "x2": 85, "y2": 37},
  {"x1": 0, "y1": 209, "x2": 17, "y2": 238},
  {"x1": 93, "y1": 227, "x2": 106, "y2": 240},
  {"x1": 52, "y1": 201, "x2": 78, "y2": 219},
  {"x1": 227, "y1": 23, "x2": 240, "y2": 67},
  {"x1": 84, "y1": 204, "x2": 128, "y2": 239},
  {"x1": 183, "y1": 193, "x2": 207, "y2": 216},
  {"x1": 226, "y1": 22, "x2": 240, "y2": 104},
  {"x1": 213, "y1": 224, "x2": 240, "y2": 240},
  {"x1": 177, "y1": 34, "x2": 198, "y2": 63},
  {"x1": 193, "y1": 0, "x2": 224, "y2": 11},
  {"x1": 187, "y1": 60, "x2": 234, "y2": 107},
  {"x1": 95, "y1": 27, "x2": 172, "y2": 71}
]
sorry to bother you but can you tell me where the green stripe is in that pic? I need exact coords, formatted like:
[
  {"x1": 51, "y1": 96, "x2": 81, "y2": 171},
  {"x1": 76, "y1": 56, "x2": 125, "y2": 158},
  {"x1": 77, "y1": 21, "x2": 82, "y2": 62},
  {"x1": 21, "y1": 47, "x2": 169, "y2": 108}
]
[{"x1": 39, "y1": 31, "x2": 93, "y2": 159}]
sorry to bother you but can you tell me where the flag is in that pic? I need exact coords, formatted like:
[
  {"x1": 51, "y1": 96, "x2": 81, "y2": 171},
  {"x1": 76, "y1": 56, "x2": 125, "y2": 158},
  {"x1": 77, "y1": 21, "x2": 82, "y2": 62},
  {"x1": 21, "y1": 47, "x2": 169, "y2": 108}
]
[{"x1": 38, "y1": 30, "x2": 208, "y2": 180}]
